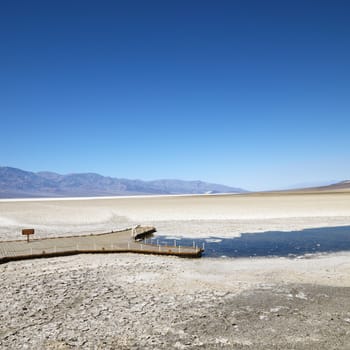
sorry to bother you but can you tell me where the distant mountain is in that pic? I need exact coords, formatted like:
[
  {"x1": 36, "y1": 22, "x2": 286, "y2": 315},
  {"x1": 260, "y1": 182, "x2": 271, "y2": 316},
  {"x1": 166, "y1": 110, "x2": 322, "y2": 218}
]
[
  {"x1": 307, "y1": 180, "x2": 350, "y2": 191},
  {"x1": 285, "y1": 180, "x2": 339, "y2": 190},
  {"x1": 279, "y1": 180, "x2": 350, "y2": 193},
  {"x1": 0, "y1": 166, "x2": 246, "y2": 198}
]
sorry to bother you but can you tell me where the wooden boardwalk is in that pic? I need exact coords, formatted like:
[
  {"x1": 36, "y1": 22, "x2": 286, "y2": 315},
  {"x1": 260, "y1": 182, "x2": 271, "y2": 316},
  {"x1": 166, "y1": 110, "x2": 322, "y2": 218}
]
[{"x1": 0, "y1": 226, "x2": 203, "y2": 264}]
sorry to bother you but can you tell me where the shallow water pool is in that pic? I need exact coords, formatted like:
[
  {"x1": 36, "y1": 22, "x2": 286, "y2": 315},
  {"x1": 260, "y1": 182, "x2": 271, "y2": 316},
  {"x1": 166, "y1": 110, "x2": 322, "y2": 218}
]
[{"x1": 152, "y1": 226, "x2": 350, "y2": 258}]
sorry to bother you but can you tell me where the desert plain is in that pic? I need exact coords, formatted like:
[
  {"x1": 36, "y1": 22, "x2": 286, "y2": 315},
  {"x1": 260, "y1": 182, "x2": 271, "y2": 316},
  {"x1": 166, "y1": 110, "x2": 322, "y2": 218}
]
[{"x1": 1, "y1": 189, "x2": 350, "y2": 349}]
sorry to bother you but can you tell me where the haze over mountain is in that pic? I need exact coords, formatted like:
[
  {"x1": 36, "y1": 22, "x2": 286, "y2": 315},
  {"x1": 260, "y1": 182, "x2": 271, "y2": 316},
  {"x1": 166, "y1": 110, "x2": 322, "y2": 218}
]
[{"x1": 0, "y1": 167, "x2": 246, "y2": 198}]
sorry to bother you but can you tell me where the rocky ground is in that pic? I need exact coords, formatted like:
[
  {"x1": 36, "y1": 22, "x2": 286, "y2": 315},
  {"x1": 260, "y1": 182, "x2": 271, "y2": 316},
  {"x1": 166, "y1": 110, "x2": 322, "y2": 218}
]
[{"x1": 1, "y1": 253, "x2": 350, "y2": 349}]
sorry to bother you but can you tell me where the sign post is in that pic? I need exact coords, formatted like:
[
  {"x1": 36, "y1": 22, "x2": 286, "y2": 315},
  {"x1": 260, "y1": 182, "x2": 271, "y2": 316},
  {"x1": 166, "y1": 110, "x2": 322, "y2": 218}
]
[{"x1": 22, "y1": 229, "x2": 35, "y2": 243}]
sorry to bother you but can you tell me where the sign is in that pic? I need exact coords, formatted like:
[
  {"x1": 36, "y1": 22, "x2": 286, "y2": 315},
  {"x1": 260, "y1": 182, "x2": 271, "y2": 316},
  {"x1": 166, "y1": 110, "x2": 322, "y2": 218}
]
[
  {"x1": 22, "y1": 229, "x2": 35, "y2": 242},
  {"x1": 22, "y1": 229, "x2": 35, "y2": 236}
]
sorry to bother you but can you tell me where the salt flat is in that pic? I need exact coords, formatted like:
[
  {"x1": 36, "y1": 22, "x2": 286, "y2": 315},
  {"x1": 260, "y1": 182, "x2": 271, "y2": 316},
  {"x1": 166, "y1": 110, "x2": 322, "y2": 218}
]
[
  {"x1": 2, "y1": 190, "x2": 350, "y2": 349},
  {"x1": 1, "y1": 190, "x2": 350, "y2": 240}
]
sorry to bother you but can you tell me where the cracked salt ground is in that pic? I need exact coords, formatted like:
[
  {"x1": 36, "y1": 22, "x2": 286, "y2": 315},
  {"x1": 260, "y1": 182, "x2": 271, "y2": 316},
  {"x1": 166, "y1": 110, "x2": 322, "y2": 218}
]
[{"x1": 2, "y1": 253, "x2": 350, "y2": 349}]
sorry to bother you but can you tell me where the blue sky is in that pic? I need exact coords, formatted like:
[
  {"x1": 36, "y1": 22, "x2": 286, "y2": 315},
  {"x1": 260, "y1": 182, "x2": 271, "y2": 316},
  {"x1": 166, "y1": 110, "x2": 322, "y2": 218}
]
[{"x1": 1, "y1": 0, "x2": 349, "y2": 190}]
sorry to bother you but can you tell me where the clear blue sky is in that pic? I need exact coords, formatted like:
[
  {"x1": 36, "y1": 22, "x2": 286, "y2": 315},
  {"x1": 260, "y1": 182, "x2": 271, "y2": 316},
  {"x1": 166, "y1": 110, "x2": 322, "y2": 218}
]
[{"x1": 1, "y1": 1, "x2": 349, "y2": 190}]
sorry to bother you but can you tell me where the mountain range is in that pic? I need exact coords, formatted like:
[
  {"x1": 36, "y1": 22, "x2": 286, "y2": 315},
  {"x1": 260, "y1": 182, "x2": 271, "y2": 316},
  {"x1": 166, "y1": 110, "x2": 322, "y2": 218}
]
[{"x1": 0, "y1": 166, "x2": 246, "y2": 198}]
